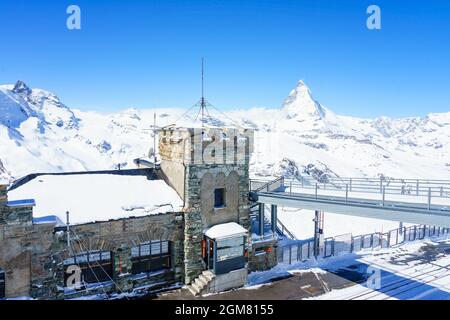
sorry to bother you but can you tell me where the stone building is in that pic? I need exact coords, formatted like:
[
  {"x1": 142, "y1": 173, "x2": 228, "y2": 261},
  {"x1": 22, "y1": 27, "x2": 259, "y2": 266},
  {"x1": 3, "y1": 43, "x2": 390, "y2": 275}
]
[{"x1": 0, "y1": 126, "x2": 277, "y2": 299}]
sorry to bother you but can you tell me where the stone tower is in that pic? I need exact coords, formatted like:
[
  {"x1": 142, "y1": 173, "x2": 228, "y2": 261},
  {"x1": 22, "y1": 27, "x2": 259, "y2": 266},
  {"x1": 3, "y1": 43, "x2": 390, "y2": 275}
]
[{"x1": 159, "y1": 126, "x2": 254, "y2": 283}]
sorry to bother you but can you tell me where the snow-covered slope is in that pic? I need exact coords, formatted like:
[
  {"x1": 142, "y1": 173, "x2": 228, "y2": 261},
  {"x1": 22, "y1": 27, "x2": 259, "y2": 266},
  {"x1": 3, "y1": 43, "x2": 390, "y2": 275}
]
[{"x1": 0, "y1": 80, "x2": 449, "y2": 182}]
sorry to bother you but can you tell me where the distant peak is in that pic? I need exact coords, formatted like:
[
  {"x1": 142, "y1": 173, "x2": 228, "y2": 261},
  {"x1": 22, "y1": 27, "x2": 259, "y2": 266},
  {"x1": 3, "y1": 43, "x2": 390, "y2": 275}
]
[
  {"x1": 12, "y1": 80, "x2": 32, "y2": 96},
  {"x1": 282, "y1": 80, "x2": 326, "y2": 119},
  {"x1": 295, "y1": 80, "x2": 308, "y2": 89}
]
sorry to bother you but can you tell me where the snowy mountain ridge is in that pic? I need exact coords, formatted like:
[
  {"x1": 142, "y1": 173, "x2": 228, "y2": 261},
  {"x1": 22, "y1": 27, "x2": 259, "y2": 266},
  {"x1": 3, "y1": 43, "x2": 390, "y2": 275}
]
[{"x1": 0, "y1": 80, "x2": 449, "y2": 183}]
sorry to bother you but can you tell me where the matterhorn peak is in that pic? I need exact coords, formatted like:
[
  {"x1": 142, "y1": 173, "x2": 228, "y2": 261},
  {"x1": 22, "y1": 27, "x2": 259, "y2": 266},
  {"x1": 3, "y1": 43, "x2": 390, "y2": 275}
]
[
  {"x1": 12, "y1": 80, "x2": 32, "y2": 96},
  {"x1": 282, "y1": 80, "x2": 326, "y2": 120}
]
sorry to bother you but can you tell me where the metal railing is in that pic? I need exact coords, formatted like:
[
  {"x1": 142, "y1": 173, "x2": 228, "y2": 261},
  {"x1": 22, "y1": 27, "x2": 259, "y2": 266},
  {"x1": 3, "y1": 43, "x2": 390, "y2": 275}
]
[
  {"x1": 250, "y1": 176, "x2": 450, "y2": 198},
  {"x1": 251, "y1": 176, "x2": 285, "y2": 193},
  {"x1": 284, "y1": 176, "x2": 450, "y2": 198},
  {"x1": 278, "y1": 225, "x2": 450, "y2": 265},
  {"x1": 251, "y1": 203, "x2": 297, "y2": 240}
]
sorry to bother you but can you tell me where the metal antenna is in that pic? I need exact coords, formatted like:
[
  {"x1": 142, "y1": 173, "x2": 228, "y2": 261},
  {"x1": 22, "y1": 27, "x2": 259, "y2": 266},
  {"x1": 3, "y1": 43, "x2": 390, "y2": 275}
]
[
  {"x1": 201, "y1": 57, "x2": 205, "y2": 130},
  {"x1": 153, "y1": 113, "x2": 157, "y2": 164}
]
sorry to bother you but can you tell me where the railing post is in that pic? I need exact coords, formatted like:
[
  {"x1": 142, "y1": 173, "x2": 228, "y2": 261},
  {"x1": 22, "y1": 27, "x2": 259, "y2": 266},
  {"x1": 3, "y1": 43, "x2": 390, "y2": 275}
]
[
  {"x1": 271, "y1": 205, "x2": 277, "y2": 235},
  {"x1": 380, "y1": 177, "x2": 383, "y2": 193},
  {"x1": 307, "y1": 241, "x2": 310, "y2": 259},
  {"x1": 315, "y1": 183, "x2": 318, "y2": 199},
  {"x1": 428, "y1": 187, "x2": 431, "y2": 210},
  {"x1": 416, "y1": 179, "x2": 419, "y2": 196},
  {"x1": 289, "y1": 245, "x2": 292, "y2": 264},
  {"x1": 345, "y1": 184, "x2": 349, "y2": 203},
  {"x1": 440, "y1": 186, "x2": 444, "y2": 197},
  {"x1": 349, "y1": 178, "x2": 352, "y2": 192},
  {"x1": 258, "y1": 203, "x2": 264, "y2": 236},
  {"x1": 382, "y1": 186, "x2": 385, "y2": 206},
  {"x1": 350, "y1": 236, "x2": 354, "y2": 253}
]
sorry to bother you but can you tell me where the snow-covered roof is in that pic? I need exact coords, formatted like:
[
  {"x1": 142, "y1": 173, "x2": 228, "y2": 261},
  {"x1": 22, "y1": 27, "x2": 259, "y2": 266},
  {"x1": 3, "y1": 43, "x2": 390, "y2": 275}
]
[
  {"x1": 8, "y1": 174, "x2": 183, "y2": 225},
  {"x1": 204, "y1": 222, "x2": 247, "y2": 239}
]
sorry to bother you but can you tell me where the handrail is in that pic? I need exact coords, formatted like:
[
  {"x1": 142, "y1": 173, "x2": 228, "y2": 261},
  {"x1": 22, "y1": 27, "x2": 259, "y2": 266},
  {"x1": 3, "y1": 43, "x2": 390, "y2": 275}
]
[
  {"x1": 252, "y1": 176, "x2": 284, "y2": 192},
  {"x1": 261, "y1": 203, "x2": 297, "y2": 240},
  {"x1": 281, "y1": 177, "x2": 450, "y2": 198},
  {"x1": 257, "y1": 190, "x2": 450, "y2": 215}
]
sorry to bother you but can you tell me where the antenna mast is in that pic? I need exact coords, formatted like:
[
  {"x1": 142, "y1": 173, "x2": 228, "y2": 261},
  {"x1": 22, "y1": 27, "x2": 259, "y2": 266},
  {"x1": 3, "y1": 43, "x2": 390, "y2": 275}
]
[
  {"x1": 201, "y1": 57, "x2": 205, "y2": 130},
  {"x1": 153, "y1": 113, "x2": 157, "y2": 164}
]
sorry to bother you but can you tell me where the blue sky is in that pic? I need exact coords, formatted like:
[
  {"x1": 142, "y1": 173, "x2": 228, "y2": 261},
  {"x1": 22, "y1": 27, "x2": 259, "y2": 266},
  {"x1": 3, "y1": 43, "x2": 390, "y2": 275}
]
[{"x1": 0, "y1": 0, "x2": 449, "y2": 117}]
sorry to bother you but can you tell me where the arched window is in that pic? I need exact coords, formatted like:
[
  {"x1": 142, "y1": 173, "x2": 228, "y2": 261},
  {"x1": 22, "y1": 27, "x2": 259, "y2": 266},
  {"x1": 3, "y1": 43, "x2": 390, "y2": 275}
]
[
  {"x1": 63, "y1": 251, "x2": 113, "y2": 286},
  {"x1": 131, "y1": 240, "x2": 171, "y2": 274},
  {"x1": 0, "y1": 268, "x2": 5, "y2": 299}
]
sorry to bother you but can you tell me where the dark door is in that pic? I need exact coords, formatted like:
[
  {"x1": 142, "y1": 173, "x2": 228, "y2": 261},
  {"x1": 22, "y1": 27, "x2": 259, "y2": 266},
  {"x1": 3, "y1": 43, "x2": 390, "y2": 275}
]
[
  {"x1": 0, "y1": 269, "x2": 5, "y2": 299},
  {"x1": 202, "y1": 238, "x2": 215, "y2": 270}
]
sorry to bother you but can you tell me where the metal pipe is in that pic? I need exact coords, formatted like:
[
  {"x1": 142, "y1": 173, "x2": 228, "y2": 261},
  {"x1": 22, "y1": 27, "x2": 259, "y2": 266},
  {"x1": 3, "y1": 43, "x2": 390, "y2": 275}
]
[{"x1": 66, "y1": 211, "x2": 71, "y2": 252}]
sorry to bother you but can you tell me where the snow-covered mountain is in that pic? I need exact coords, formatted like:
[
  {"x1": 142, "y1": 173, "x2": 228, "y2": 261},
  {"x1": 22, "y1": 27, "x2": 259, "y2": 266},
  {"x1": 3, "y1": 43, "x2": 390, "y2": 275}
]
[{"x1": 1, "y1": 80, "x2": 449, "y2": 183}]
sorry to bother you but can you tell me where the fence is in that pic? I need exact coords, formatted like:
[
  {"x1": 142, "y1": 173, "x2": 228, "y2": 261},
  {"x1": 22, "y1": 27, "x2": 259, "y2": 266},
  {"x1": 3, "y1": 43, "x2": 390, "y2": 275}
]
[
  {"x1": 278, "y1": 225, "x2": 450, "y2": 265},
  {"x1": 284, "y1": 176, "x2": 450, "y2": 198},
  {"x1": 251, "y1": 176, "x2": 450, "y2": 198},
  {"x1": 250, "y1": 177, "x2": 285, "y2": 193}
]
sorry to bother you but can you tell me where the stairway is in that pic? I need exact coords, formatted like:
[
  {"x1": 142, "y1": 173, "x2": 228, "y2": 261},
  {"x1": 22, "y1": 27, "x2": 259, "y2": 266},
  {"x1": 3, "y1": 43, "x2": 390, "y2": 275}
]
[{"x1": 187, "y1": 270, "x2": 216, "y2": 296}]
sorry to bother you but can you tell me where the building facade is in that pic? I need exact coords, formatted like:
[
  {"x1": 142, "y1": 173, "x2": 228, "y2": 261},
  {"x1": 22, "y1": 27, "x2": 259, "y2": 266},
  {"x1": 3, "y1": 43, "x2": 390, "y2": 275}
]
[{"x1": 0, "y1": 126, "x2": 279, "y2": 300}]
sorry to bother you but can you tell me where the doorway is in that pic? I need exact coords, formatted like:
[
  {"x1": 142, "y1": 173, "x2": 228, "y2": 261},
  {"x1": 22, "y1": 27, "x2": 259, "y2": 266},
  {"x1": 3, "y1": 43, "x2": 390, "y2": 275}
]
[{"x1": 0, "y1": 268, "x2": 5, "y2": 299}]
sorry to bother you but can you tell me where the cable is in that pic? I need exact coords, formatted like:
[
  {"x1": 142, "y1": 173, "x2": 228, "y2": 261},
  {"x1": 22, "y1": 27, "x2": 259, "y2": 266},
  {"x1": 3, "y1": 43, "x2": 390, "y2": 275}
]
[
  {"x1": 66, "y1": 241, "x2": 110, "y2": 299},
  {"x1": 69, "y1": 228, "x2": 130, "y2": 300}
]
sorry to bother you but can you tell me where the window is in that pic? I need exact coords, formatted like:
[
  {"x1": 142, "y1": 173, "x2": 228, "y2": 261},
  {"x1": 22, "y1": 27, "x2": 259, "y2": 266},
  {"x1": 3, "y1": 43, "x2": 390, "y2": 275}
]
[
  {"x1": 214, "y1": 188, "x2": 226, "y2": 208},
  {"x1": 131, "y1": 240, "x2": 171, "y2": 274},
  {"x1": 63, "y1": 251, "x2": 113, "y2": 286},
  {"x1": 216, "y1": 237, "x2": 245, "y2": 262},
  {"x1": 0, "y1": 269, "x2": 5, "y2": 299}
]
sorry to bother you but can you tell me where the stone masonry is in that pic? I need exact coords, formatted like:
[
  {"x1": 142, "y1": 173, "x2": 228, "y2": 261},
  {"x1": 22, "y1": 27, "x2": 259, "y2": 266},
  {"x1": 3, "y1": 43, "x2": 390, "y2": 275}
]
[{"x1": 159, "y1": 127, "x2": 254, "y2": 284}]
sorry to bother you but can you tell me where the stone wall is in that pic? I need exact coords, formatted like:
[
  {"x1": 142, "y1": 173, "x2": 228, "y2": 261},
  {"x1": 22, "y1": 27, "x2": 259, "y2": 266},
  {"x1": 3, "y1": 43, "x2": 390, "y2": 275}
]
[
  {"x1": 0, "y1": 185, "x2": 7, "y2": 203},
  {"x1": 0, "y1": 199, "x2": 39, "y2": 298},
  {"x1": 158, "y1": 127, "x2": 253, "y2": 284},
  {"x1": 0, "y1": 191, "x2": 185, "y2": 300},
  {"x1": 249, "y1": 239, "x2": 279, "y2": 272},
  {"x1": 48, "y1": 212, "x2": 185, "y2": 299}
]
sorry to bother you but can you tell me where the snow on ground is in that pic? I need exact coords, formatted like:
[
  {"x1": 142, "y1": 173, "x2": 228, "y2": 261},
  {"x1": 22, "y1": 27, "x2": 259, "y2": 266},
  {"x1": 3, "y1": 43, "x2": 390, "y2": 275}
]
[
  {"x1": 311, "y1": 240, "x2": 450, "y2": 300},
  {"x1": 8, "y1": 174, "x2": 183, "y2": 225},
  {"x1": 247, "y1": 237, "x2": 450, "y2": 300}
]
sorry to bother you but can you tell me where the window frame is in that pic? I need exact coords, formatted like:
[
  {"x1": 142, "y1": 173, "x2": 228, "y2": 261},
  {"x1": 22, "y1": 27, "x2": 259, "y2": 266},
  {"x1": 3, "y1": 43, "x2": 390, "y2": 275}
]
[
  {"x1": 63, "y1": 250, "x2": 113, "y2": 286},
  {"x1": 214, "y1": 188, "x2": 226, "y2": 209},
  {"x1": 131, "y1": 240, "x2": 171, "y2": 275}
]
